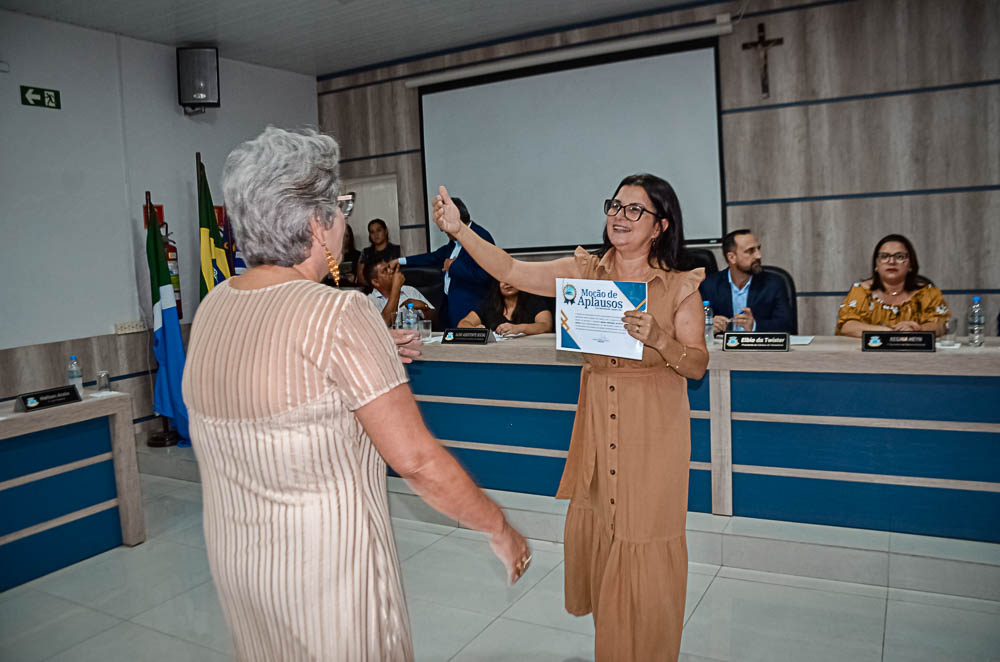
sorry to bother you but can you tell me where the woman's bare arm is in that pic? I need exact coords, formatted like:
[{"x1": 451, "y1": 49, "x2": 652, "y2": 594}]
[
  {"x1": 355, "y1": 383, "x2": 530, "y2": 582},
  {"x1": 457, "y1": 311, "x2": 484, "y2": 328},
  {"x1": 838, "y1": 320, "x2": 891, "y2": 337}
]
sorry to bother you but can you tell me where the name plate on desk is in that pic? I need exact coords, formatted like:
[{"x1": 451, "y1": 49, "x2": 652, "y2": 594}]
[
  {"x1": 723, "y1": 332, "x2": 790, "y2": 351},
  {"x1": 442, "y1": 328, "x2": 495, "y2": 345},
  {"x1": 862, "y1": 331, "x2": 935, "y2": 352},
  {"x1": 13, "y1": 386, "x2": 82, "y2": 412}
]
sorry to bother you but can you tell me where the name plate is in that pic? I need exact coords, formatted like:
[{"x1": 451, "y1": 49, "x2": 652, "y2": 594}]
[
  {"x1": 442, "y1": 328, "x2": 495, "y2": 345},
  {"x1": 722, "y1": 332, "x2": 790, "y2": 351},
  {"x1": 14, "y1": 386, "x2": 82, "y2": 412},
  {"x1": 862, "y1": 331, "x2": 935, "y2": 352}
]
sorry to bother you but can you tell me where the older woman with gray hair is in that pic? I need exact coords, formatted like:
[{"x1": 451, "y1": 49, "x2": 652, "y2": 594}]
[{"x1": 182, "y1": 127, "x2": 529, "y2": 662}]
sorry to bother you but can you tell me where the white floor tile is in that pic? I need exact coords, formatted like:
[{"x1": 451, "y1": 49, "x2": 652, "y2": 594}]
[
  {"x1": 501, "y1": 506, "x2": 566, "y2": 543},
  {"x1": 680, "y1": 576, "x2": 885, "y2": 662},
  {"x1": 451, "y1": 617, "x2": 595, "y2": 662},
  {"x1": 687, "y1": 529, "x2": 722, "y2": 566},
  {"x1": 447, "y1": 527, "x2": 565, "y2": 555},
  {"x1": 684, "y1": 572, "x2": 715, "y2": 624},
  {"x1": 392, "y1": 517, "x2": 457, "y2": 536},
  {"x1": 159, "y1": 520, "x2": 207, "y2": 550},
  {"x1": 502, "y1": 563, "x2": 595, "y2": 636},
  {"x1": 401, "y1": 535, "x2": 561, "y2": 617},
  {"x1": 689, "y1": 562, "x2": 721, "y2": 577},
  {"x1": 389, "y1": 492, "x2": 459, "y2": 527},
  {"x1": 0, "y1": 590, "x2": 121, "y2": 662},
  {"x1": 130, "y1": 581, "x2": 233, "y2": 654},
  {"x1": 889, "y1": 532, "x2": 1000, "y2": 566},
  {"x1": 27, "y1": 541, "x2": 212, "y2": 619},
  {"x1": 883, "y1": 599, "x2": 1000, "y2": 661},
  {"x1": 45, "y1": 621, "x2": 229, "y2": 662},
  {"x1": 722, "y1": 534, "x2": 889, "y2": 586},
  {"x1": 716, "y1": 567, "x2": 888, "y2": 600},
  {"x1": 889, "y1": 553, "x2": 1000, "y2": 601},
  {"x1": 686, "y1": 511, "x2": 731, "y2": 534},
  {"x1": 407, "y1": 598, "x2": 493, "y2": 662},
  {"x1": 394, "y1": 526, "x2": 445, "y2": 561},
  {"x1": 727, "y1": 516, "x2": 890, "y2": 551},
  {"x1": 139, "y1": 474, "x2": 194, "y2": 502},
  {"x1": 887, "y1": 587, "x2": 1000, "y2": 615},
  {"x1": 143, "y1": 493, "x2": 204, "y2": 539}
]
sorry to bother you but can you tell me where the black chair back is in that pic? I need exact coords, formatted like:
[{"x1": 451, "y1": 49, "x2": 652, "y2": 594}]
[
  {"x1": 762, "y1": 265, "x2": 798, "y2": 335},
  {"x1": 399, "y1": 265, "x2": 446, "y2": 328},
  {"x1": 681, "y1": 248, "x2": 718, "y2": 275}
]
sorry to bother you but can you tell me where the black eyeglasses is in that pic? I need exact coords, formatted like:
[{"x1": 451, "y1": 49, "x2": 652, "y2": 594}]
[
  {"x1": 337, "y1": 192, "x2": 355, "y2": 217},
  {"x1": 876, "y1": 252, "x2": 909, "y2": 263},
  {"x1": 604, "y1": 198, "x2": 657, "y2": 222}
]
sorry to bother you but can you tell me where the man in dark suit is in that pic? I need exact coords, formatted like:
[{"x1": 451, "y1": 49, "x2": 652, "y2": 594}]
[
  {"x1": 699, "y1": 229, "x2": 793, "y2": 334},
  {"x1": 394, "y1": 197, "x2": 495, "y2": 327}
]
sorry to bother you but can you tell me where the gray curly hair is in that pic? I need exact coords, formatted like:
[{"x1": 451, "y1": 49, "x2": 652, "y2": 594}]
[{"x1": 223, "y1": 127, "x2": 341, "y2": 267}]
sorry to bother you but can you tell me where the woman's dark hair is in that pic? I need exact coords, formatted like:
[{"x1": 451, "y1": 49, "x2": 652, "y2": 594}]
[
  {"x1": 367, "y1": 218, "x2": 387, "y2": 233},
  {"x1": 343, "y1": 224, "x2": 357, "y2": 254},
  {"x1": 480, "y1": 282, "x2": 542, "y2": 329},
  {"x1": 870, "y1": 233, "x2": 931, "y2": 292},
  {"x1": 599, "y1": 173, "x2": 685, "y2": 271}
]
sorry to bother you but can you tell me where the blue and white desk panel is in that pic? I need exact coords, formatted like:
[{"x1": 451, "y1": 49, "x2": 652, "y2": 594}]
[{"x1": 0, "y1": 390, "x2": 145, "y2": 590}]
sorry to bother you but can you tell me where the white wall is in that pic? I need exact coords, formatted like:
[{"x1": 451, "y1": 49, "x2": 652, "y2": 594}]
[{"x1": 0, "y1": 10, "x2": 318, "y2": 350}]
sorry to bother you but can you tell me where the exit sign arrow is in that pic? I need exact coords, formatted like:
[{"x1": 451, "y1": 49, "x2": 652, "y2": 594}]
[{"x1": 20, "y1": 85, "x2": 61, "y2": 109}]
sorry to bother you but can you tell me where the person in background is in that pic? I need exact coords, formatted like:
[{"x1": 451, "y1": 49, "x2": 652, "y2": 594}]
[
  {"x1": 183, "y1": 127, "x2": 529, "y2": 662},
  {"x1": 458, "y1": 281, "x2": 553, "y2": 336},
  {"x1": 357, "y1": 218, "x2": 400, "y2": 285},
  {"x1": 365, "y1": 259, "x2": 436, "y2": 327},
  {"x1": 698, "y1": 229, "x2": 792, "y2": 334},
  {"x1": 432, "y1": 174, "x2": 708, "y2": 661},
  {"x1": 393, "y1": 196, "x2": 495, "y2": 327},
  {"x1": 837, "y1": 234, "x2": 950, "y2": 337}
]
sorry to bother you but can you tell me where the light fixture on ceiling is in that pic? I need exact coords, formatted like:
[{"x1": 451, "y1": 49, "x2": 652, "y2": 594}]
[{"x1": 405, "y1": 14, "x2": 733, "y2": 89}]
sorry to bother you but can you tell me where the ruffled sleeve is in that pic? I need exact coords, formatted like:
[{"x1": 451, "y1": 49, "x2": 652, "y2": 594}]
[
  {"x1": 915, "y1": 285, "x2": 951, "y2": 325},
  {"x1": 573, "y1": 246, "x2": 600, "y2": 279},
  {"x1": 672, "y1": 268, "x2": 705, "y2": 311},
  {"x1": 309, "y1": 291, "x2": 408, "y2": 411},
  {"x1": 836, "y1": 283, "x2": 870, "y2": 334}
]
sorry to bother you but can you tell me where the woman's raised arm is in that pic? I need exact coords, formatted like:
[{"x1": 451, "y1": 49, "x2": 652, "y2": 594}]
[{"x1": 434, "y1": 186, "x2": 580, "y2": 297}]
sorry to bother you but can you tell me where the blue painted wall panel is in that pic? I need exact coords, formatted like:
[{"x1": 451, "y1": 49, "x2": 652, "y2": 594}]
[
  {"x1": 408, "y1": 361, "x2": 581, "y2": 403},
  {"x1": 0, "y1": 418, "x2": 111, "y2": 482},
  {"x1": 448, "y1": 447, "x2": 568, "y2": 497},
  {"x1": 0, "y1": 507, "x2": 122, "y2": 591},
  {"x1": 688, "y1": 373, "x2": 709, "y2": 411},
  {"x1": 691, "y1": 419, "x2": 710, "y2": 463},
  {"x1": 689, "y1": 469, "x2": 711, "y2": 513},
  {"x1": 0, "y1": 461, "x2": 118, "y2": 536},
  {"x1": 731, "y1": 372, "x2": 1000, "y2": 423},
  {"x1": 418, "y1": 402, "x2": 575, "y2": 450},
  {"x1": 732, "y1": 421, "x2": 1000, "y2": 483},
  {"x1": 733, "y1": 473, "x2": 1000, "y2": 543}
]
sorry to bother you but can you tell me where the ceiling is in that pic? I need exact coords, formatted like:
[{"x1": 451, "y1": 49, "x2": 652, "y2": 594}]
[{"x1": 0, "y1": 0, "x2": 699, "y2": 77}]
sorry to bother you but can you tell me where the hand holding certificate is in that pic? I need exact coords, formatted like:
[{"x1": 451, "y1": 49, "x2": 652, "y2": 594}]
[{"x1": 556, "y1": 278, "x2": 649, "y2": 359}]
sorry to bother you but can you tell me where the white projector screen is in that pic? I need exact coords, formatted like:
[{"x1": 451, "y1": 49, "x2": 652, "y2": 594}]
[{"x1": 421, "y1": 45, "x2": 724, "y2": 252}]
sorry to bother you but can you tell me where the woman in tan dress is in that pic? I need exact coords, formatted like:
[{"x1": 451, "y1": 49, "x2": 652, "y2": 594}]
[
  {"x1": 182, "y1": 127, "x2": 530, "y2": 662},
  {"x1": 837, "y1": 234, "x2": 950, "y2": 336},
  {"x1": 431, "y1": 174, "x2": 709, "y2": 661}
]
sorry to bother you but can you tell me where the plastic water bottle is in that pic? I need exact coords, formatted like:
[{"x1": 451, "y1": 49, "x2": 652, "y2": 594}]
[
  {"x1": 967, "y1": 296, "x2": 985, "y2": 347},
  {"x1": 403, "y1": 302, "x2": 418, "y2": 330},
  {"x1": 703, "y1": 301, "x2": 714, "y2": 345},
  {"x1": 67, "y1": 355, "x2": 83, "y2": 396}
]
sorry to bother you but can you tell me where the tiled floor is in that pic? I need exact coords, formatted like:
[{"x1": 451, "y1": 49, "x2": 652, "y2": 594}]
[{"x1": 2, "y1": 475, "x2": 999, "y2": 661}]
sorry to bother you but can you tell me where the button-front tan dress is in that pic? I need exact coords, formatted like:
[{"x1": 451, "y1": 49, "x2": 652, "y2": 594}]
[
  {"x1": 182, "y1": 280, "x2": 413, "y2": 661},
  {"x1": 558, "y1": 248, "x2": 704, "y2": 661}
]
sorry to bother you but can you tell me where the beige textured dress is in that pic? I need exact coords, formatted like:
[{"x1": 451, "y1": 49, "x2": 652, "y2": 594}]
[
  {"x1": 182, "y1": 280, "x2": 413, "y2": 661},
  {"x1": 558, "y1": 248, "x2": 704, "y2": 661}
]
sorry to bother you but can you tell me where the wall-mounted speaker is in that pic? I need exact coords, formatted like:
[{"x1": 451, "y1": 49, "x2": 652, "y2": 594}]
[{"x1": 177, "y1": 47, "x2": 220, "y2": 114}]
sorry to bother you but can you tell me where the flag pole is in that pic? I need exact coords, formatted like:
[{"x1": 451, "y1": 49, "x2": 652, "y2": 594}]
[{"x1": 144, "y1": 190, "x2": 181, "y2": 448}]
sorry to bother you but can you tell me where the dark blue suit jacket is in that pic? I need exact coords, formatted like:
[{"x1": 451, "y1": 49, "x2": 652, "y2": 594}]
[
  {"x1": 698, "y1": 268, "x2": 793, "y2": 333},
  {"x1": 403, "y1": 221, "x2": 496, "y2": 327}
]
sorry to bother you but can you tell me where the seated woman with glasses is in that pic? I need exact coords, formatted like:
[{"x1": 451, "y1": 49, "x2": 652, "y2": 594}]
[
  {"x1": 457, "y1": 281, "x2": 553, "y2": 336},
  {"x1": 836, "y1": 233, "x2": 950, "y2": 337}
]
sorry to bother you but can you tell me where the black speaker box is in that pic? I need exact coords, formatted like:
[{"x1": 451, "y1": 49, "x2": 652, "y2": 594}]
[{"x1": 177, "y1": 47, "x2": 220, "y2": 108}]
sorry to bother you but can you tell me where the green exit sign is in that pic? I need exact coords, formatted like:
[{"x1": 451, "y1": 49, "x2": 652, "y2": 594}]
[{"x1": 20, "y1": 85, "x2": 61, "y2": 109}]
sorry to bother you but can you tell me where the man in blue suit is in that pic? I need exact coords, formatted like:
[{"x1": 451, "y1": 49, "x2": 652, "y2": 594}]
[
  {"x1": 699, "y1": 229, "x2": 793, "y2": 334},
  {"x1": 394, "y1": 197, "x2": 495, "y2": 328}
]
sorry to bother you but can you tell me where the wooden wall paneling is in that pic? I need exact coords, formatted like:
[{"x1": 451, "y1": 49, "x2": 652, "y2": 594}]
[
  {"x1": 113, "y1": 374, "x2": 155, "y2": 422},
  {"x1": 318, "y1": 80, "x2": 421, "y2": 158},
  {"x1": 895, "y1": 0, "x2": 1000, "y2": 87},
  {"x1": 341, "y1": 152, "x2": 428, "y2": 253},
  {"x1": 723, "y1": 85, "x2": 999, "y2": 201}
]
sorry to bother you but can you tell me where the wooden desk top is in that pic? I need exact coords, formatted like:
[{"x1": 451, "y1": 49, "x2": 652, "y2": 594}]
[
  {"x1": 415, "y1": 334, "x2": 1000, "y2": 377},
  {"x1": 0, "y1": 390, "x2": 132, "y2": 440}
]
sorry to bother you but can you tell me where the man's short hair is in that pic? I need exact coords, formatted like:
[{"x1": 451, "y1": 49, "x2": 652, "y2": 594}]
[
  {"x1": 722, "y1": 229, "x2": 753, "y2": 256},
  {"x1": 451, "y1": 197, "x2": 471, "y2": 224},
  {"x1": 364, "y1": 259, "x2": 385, "y2": 285},
  {"x1": 368, "y1": 218, "x2": 387, "y2": 232}
]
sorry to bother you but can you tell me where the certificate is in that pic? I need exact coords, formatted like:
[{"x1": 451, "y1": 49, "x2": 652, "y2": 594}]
[{"x1": 556, "y1": 278, "x2": 648, "y2": 360}]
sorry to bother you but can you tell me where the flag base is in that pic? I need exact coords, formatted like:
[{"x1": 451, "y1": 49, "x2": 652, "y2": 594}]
[{"x1": 146, "y1": 416, "x2": 180, "y2": 447}]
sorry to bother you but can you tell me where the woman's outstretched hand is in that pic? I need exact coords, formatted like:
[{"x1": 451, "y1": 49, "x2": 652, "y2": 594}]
[
  {"x1": 489, "y1": 519, "x2": 532, "y2": 584},
  {"x1": 433, "y1": 186, "x2": 464, "y2": 236}
]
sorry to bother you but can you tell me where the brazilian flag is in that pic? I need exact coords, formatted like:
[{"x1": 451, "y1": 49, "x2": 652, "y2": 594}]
[{"x1": 198, "y1": 160, "x2": 230, "y2": 299}]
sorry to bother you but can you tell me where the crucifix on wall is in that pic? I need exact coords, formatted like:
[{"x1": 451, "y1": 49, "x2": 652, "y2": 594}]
[{"x1": 742, "y1": 23, "x2": 783, "y2": 99}]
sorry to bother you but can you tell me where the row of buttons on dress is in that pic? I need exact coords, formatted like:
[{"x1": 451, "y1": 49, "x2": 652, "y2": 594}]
[{"x1": 607, "y1": 365, "x2": 619, "y2": 529}]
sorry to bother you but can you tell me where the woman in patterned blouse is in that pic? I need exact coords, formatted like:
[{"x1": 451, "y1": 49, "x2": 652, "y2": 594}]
[{"x1": 836, "y1": 234, "x2": 950, "y2": 337}]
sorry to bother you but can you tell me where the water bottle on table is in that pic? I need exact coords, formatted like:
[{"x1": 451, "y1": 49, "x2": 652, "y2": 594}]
[
  {"x1": 703, "y1": 301, "x2": 714, "y2": 345},
  {"x1": 403, "y1": 302, "x2": 418, "y2": 330},
  {"x1": 67, "y1": 355, "x2": 83, "y2": 396},
  {"x1": 967, "y1": 296, "x2": 985, "y2": 347}
]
